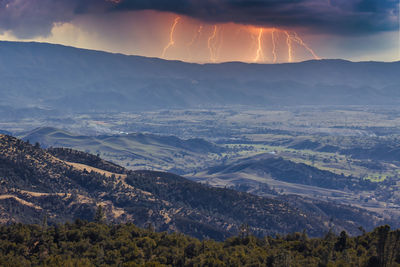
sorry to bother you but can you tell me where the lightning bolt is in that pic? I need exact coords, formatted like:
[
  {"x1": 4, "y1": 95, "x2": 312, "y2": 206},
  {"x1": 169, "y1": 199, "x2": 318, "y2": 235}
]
[
  {"x1": 187, "y1": 25, "x2": 203, "y2": 61},
  {"x1": 271, "y1": 28, "x2": 277, "y2": 63},
  {"x1": 291, "y1": 32, "x2": 320, "y2": 60},
  {"x1": 159, "y1": 20, "x2": 319, "y2": 64},
  {"x1": 188, "y1": 25, "x2": 203, "y2": 47},
  {"x1": 208, "y1": 25, "x2": 218, "y2": 62},
  {"x1": 253, "y1": 28, "x2": 264, "y2": 62},
  {"x1": 216, "y1": 26, "x2": 225, "y2": 60},
  {"x1": 162, "y1": 17, "x2": 181, "y2": 58},
  {"x1": 285, "y1": 31, "x2": 293, "y2": 63}
]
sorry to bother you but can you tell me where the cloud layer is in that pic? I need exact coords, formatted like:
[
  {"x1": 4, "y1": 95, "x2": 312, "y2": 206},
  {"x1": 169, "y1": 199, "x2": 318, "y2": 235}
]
[
  {"x1": 114, "y1": 0, "x2": 399, "y2": 34},
  {"x1": 0, "y1": 0, "x2": 105, "y2": 38},
  {"x1": 0, "y1": 0, "x2": 398, "y2": 38}
]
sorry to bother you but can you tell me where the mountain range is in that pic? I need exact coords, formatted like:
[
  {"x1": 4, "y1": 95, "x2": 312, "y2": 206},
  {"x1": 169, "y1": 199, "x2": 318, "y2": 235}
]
[{"x1": 1, "y1": 41, "x2": 400, "y2": 114}]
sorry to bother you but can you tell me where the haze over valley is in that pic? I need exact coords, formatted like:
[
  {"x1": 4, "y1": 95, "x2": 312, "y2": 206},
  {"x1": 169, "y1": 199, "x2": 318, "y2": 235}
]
[
  {"x1": 1, "y1": 0, "x2": 400, "y2": 264},
  {"x1": 0, "y1": 41, "x2": 399, "y2": 232}
]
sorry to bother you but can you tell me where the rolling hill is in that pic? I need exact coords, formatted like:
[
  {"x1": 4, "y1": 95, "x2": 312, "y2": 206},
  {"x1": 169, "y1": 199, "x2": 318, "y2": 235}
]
[
  {"x1": 202, "y1": 153, "x2": 376, "y2": 191},
  {"x1": 0, "y1": 134, "x2": 391, "y2": 240},
  {"x1": 22, "y1": 127, "x2": 225, "y2": 174}
]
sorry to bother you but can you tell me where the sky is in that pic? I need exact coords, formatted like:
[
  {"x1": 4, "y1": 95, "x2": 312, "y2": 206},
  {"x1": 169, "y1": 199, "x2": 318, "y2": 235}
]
[{"x1": 0, "y1": 0, "x2": 399, "y2": 63}]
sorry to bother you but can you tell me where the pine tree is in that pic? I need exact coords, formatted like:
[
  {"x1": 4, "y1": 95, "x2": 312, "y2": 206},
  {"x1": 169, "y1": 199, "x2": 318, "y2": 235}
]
[{"x1": 94, "y1": 205, "x2": 105, "y2": 223}]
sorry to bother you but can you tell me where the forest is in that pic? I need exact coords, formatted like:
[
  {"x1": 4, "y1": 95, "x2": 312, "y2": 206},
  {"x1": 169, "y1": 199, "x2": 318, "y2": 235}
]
[{"x1": 0, "y1": 216, "x2": 399, "y2": 267}]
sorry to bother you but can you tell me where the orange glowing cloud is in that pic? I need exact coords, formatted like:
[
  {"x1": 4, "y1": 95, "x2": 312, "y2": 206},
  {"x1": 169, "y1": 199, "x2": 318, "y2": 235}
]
[
  {"x1": 0, "y1": 0, "x2": 396, "y2": 63},
  {"x1": 154, "y1": 15, "x2": 320, "y2": 63},
  {"x1": 0, "y1": 10, "x2": 321, "y2": 63}
]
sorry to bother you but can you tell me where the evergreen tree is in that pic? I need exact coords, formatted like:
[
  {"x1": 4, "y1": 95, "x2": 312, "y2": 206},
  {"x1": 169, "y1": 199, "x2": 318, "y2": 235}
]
[{"x1": 94, "y1": 205, "x2": 105, "y2": 223}]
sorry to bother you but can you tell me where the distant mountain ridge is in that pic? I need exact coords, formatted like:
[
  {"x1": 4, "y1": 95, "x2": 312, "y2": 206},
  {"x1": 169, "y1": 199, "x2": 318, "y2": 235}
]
[{"x1": 1, "y1": 41, "x2": 400, "y2": 113}]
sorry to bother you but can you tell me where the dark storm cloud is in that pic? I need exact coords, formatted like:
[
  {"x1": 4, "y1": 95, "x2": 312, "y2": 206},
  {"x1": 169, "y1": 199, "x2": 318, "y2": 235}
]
[
  {"x1": 0, "y1": 0, "x2": 398, "y2": 38},
  {"x1": 0, "y1": 0, "x2": 107, "y2": 38},
  {"x1": 113, "y1": 0, "x2": 399, "y2": 35}
]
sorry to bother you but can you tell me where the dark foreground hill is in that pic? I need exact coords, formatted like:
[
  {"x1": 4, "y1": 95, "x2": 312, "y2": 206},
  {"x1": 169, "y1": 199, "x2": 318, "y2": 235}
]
[
  {"x1": 1, "y1": 41, "x2": 400, "y2": 114},
  {"x1": 0, "y1": 134, "x2": 391, "y2": 240},
  {"x1": 0, "y1": 222, "x2": 399, "y2": 266}
]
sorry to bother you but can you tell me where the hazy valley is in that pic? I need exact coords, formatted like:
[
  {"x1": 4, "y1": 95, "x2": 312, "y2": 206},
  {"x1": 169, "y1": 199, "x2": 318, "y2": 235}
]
[
  {"x1": 1, "y1": 0, "x2": 400, "y2": 262},
  {"x1": 5, "y1": 105, "x2": 400, "y2": 224},
  {"x1": 1, "y1": 41, "x2": 400, "y2": 249}
]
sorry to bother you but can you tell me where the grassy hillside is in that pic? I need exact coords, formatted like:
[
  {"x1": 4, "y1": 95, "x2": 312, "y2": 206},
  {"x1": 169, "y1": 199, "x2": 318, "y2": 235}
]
[
  {"x1": 204, "y1": 154, "x2": 376, "y2": 191},
  {"x1": 0, "y1": 134, "x2": 390, "y2": 239}
]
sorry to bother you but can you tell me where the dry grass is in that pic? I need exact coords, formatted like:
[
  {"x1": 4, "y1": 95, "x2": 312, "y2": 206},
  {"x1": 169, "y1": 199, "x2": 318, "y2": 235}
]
[
  {"x1": 64, "y1": 161, "x2": 127, "y2": 179},
  {"x1": 0, "y1": 195, "x2": 42, "y2": 210}
]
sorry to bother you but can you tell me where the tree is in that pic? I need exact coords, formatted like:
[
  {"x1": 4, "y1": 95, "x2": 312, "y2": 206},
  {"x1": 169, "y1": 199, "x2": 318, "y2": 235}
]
[
  {"x1": 377, "y1": 225, "x2": 390, "y2": 267},
  {"x1": 41, "y1": 214, "x2": 48, "y2": 232},
  {"x1": 335, "y1": 231, "x2": 348, "y2": 252},
  {"x1": 94, "y1": 205, "x2": 105, "y2": 223},
  {"x1": 239, "y1": 223, "x2": 250, "y2": 239}
]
